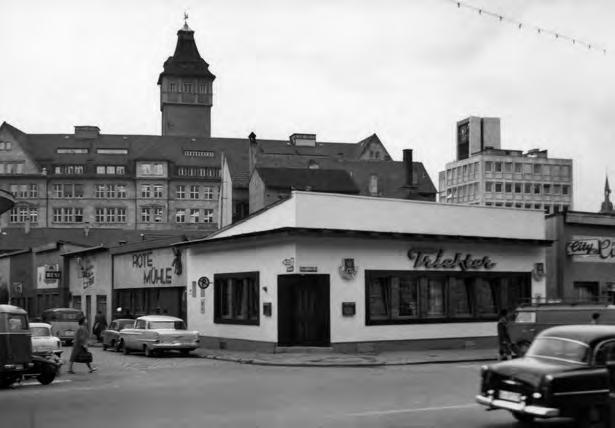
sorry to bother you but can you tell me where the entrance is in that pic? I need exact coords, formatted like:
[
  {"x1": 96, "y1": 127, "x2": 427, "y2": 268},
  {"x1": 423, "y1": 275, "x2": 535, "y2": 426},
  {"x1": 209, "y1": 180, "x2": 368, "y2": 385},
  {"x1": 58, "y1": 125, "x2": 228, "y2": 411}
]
[{"x1": 277, "y1": 274, "x2": 330, "y2": 347}]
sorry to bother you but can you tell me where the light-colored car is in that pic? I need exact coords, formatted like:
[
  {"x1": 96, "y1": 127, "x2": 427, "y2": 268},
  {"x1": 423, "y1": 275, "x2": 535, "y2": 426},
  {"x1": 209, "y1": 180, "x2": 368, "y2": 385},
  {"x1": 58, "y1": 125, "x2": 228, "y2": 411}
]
[
  {"x1": 102, "y1": 318, "x2": 135, "y2": 351},
  {"x1": 30, "y1": 323, "x2": 63, "y2": 358},
  {"x1": 118, "y1": 315, "x2": 199, "y2": 357}
]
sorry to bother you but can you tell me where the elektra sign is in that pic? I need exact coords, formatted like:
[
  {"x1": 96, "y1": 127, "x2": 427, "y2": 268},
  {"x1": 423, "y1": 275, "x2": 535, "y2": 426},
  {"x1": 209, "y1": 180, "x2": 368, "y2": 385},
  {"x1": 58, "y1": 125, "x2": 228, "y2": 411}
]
[{"x1": 407, "y1": 248, "x2": 496, "y2": 271}]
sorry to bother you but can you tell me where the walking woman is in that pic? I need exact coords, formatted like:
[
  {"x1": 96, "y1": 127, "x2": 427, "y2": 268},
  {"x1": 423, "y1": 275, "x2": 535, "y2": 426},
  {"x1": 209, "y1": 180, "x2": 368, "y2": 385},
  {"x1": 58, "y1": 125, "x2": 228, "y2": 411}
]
[{"x1": 67, "y1": 317, "x2": 96, "y2": 374}]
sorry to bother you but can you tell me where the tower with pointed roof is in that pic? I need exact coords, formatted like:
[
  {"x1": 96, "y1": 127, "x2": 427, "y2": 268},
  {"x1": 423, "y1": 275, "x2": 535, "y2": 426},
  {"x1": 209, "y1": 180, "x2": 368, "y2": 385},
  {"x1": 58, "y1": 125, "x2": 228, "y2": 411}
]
[
  {"x1": 600, "y1": 175, "x2": 614, "y2": 214},
  {"x1": 158, "y1": 18, "x2": 215, "y2": 138}
]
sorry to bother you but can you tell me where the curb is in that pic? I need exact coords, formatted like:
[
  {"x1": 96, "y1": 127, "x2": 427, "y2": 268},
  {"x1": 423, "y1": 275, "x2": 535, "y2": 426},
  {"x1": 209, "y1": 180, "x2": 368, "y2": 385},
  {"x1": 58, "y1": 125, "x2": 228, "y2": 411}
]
[{"x1": 198, "y1": 353, "x2": 496, "y2": 367}]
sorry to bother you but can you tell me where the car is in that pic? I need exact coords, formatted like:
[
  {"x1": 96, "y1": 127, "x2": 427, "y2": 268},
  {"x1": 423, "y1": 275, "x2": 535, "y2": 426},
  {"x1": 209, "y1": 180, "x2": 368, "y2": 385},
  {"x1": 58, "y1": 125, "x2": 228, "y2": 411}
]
[
  {"x1": 509, "y1": 302, "x2": 615, "y2": 356},
  {"x1": 40, "y1": 308, "x2": 85, "y2": 346},
  {"x1": 118, "y1": 315, "x2": 199, "y2": 357},
  {"x1": 30, "y1": 323, "x2": 63, "y2": 357},
  {"x1": 102, "y1": 318, "x2": 135, "y2": 351},
  {"x1": 476, "y1": 324, "x2": 615, "y2": 426},
  {"x1": 0, "y1": 305, "x2": 60, "y2": 388}
]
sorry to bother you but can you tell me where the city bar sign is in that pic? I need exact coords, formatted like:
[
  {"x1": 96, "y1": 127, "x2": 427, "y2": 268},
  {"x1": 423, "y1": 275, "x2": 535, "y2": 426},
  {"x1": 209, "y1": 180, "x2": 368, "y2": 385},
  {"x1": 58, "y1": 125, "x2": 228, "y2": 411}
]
[
  {"x1": 566, "y1": 236, "x2": 615, "y2": 263},
  {"x1": 407, "y1": 248, "x2": 496, "y2": 271}
]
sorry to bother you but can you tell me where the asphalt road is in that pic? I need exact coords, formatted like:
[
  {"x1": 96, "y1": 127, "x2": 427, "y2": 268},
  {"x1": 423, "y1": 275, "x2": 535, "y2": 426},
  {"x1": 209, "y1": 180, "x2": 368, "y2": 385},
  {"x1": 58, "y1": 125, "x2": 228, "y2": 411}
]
[{"x1": 0, "y1": 347, "x2": 579, "y2": 428}]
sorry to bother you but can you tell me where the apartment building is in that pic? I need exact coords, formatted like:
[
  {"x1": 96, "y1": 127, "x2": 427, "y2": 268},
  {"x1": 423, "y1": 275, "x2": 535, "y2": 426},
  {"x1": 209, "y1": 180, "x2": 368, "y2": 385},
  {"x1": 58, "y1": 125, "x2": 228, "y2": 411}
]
[{"x1": 439, "y1": 117, "x2": 573, "y2": 214}]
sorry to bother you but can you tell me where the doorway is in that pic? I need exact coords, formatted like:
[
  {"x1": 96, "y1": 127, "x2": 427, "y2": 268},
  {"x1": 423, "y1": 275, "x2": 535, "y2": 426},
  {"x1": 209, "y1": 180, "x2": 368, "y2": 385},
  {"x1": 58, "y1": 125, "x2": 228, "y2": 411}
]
[{"x1": 277, "y1": 274, "x2": 330, "y2": 347}]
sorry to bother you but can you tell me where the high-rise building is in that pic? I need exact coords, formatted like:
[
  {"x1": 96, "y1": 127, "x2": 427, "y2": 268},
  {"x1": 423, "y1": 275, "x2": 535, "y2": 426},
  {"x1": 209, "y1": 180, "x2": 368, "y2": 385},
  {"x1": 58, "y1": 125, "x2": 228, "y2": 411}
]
[{"x1": 439, "y1": 117, "x2": 573, "y2": 215}]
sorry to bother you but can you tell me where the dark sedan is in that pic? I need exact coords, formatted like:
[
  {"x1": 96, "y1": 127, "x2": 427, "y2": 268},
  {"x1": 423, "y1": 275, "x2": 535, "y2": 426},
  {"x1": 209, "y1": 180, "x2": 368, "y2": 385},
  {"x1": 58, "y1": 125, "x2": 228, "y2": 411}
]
[
  {"x1": 476, "y1": 325, "x2": 615, "y2": 427},
  {"x1": 102, "y1": 319, "x2": 134, "y2": 351}
]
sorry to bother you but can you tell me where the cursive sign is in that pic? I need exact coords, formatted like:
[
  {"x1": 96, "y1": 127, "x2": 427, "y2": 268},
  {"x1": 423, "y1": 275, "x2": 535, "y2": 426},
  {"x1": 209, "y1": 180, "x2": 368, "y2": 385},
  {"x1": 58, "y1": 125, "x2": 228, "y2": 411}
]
[
  {"x1": 407, "y1": 249, "x2": 496, "y2": 271},
  {"x1": 567, "y1": 237, "x2": 615, "y2": 262}
]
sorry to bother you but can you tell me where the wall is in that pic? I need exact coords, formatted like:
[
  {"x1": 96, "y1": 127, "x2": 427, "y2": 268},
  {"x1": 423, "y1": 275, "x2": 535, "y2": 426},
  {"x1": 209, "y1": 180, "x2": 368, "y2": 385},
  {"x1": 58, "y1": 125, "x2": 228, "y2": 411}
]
[
  {"x1": 162, "y1": 104, "x2": 211, "y2": 138},
  {"x1": 113, "y1": 246, "x2": 186, "y2": 289},
  {"x1": 67, "y1": 251, "x2": 112, "y2": 327},
  {"x1": 248, "y1": 170, "x2": 266, "y2": 214}
]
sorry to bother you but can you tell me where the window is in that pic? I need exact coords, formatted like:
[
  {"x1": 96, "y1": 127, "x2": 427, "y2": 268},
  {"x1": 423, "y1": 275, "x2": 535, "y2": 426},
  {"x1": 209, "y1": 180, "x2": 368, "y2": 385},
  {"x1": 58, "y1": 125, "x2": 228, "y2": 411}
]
[
  {"x1": 189, "y1": 208, "x2": 199, "y2": 223},
  {"x1": 57, "y1": 148, "x2": 88, "y2": 154},
  {"x1": 177, "y1": 166, "x2": 220, "y2": 177},
  {"x1": 524, "y1": 183, "x2": 531, "y2": 194},
  {"x1": 562, "y1": 185, "x2": 569, "y2": 195},
  {"x1": 485, "y1": 161, "x2": 493, "y2": 172},
  {"x1": 52, "y1": 207, "x2": 83, "y2": 223},
  {"x1": 533, "y1": 183, "x2": 541, "y2": 194},
  {"x1": 153, "y1": 207, "x2": 164, "y2": 222},
  {"x1": 552, "y1": 165, "x2": 560, "y2": 177},
  {"x1": 561, "y1": 165, "x2": 571, "y2": 177},
  {"x1": 203, "y1": 209, "x2": 214, "y2": 223},
  {"x1": 183, "y1": 150, "x2": 214, "y2": 158},
  {"x1": 573, "y1": 282, "x2": 599, "y2": 302},
  {"x1": 141, "y1": 185, "x2": 151, "y2": 198},
  {"x1": 365, "y1": 271, "x2": 530, "y2": 324},
  {"x1": 504, "y1": 183, "x2": 512, "y2": 193},
  {"x1": 140, "y1": 207, "x2": 151, "y2": 223},
  {"x1": 198, "y1": 83, "x2": 207, "y2": 94},
  {"x1": 169, "y1": 82, "x2": 176, "y2": 92},
  {"x1": 494, "y1": 162, "x2": 502, "y2": 172},
  {"x1": 95, "y1": 207, "x2": 126, "y2": 223},
  {"x1": 139, "y1": 163, "x2": 165, "y2": 177},
  {"x1": 543, "y1": 184, "x2": 551, "y2": 194},
  {"x1": 53, "y1": 183, "x2": 83, "y2": 198},
  {"x1": 553, "y1": 184, "x2": 561, "y2": 195},
  {"x1": 0, "y1": 141, "x2": 13, "y2": 151},
  {"x1": 534, "y1": 164, "x2": 542, "y2": 174},
  {"x1": 369, "y1": 175, "x2": 378, "y2": 195},
  {"x1": 183, "y1": 82, "x2": 193, "y2": 93},
  {"x1": 514, "y1": 183, "x2": 522, "y2": 193},
  {"x1": 153, "y1": 185, "x2": 163, "y2": 198},
  {"x1": 523, "y1": 163, "x2": 532, "y2": 174},
  {"x1": 96, "y1": 149, "x2": 128, "y2": 155},
  {"x1": 495, "y1": 182, "x2": 502, "y2": 193},
  {"x1": 96, "y1": 165, "x2": 125, "y2": 175},
  {"x1": 485, "y1": 182, "x2": 493, "y2": 192},
  {"x1": 543, "y1": 165, "x2": 551, "y2": 176},
  {"x1": 203, "y1": 187, "x2": 214, "y2": 200},
  {"x1": 514, "y1": 163, "x2": 522, "y2": 173},
  {"x1": 175, "y1": 209, "x2": 186, "y2": 223},
  {"x1": 176, "y1": 185, "x2": 186, "y2": 199},
  {"x1": 53, "y1": 164, "x2": 83, "y2": 175},
  {"x1": 96, "y1": 166, "x2": 105, "y2": 174},
  {"x1": 534, "y1": 203, "x2": 542, "y2": 209},
  {"x1": 9, "y1": 207, "x2": 37, "y2": 223},
  {"x1": 504, "y1": 162, "x2": 512, "y2": 173},
  {"x1": 189, "y1": 185, "x2": 199, "y2": 199},
  {"x1": 214, "y1": 272, "x2": 259, "y2": 325},
  {"x1": 544, "y1": 205, "x2": 551, "y2": 214}
]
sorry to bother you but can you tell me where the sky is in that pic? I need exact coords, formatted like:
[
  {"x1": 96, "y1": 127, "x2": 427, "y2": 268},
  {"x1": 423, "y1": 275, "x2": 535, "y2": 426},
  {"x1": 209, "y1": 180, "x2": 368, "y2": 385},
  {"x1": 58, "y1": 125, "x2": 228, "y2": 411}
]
[{"x1": 0, "y1": 0, "x2": 613, "y2": 211}]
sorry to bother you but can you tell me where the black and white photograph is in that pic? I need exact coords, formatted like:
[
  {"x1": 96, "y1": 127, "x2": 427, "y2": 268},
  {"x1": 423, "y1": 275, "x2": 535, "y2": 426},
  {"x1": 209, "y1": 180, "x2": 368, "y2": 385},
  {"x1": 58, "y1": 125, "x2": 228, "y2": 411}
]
[{"x1": 0, "y1": 0, "x2": 614, "y2": 427}]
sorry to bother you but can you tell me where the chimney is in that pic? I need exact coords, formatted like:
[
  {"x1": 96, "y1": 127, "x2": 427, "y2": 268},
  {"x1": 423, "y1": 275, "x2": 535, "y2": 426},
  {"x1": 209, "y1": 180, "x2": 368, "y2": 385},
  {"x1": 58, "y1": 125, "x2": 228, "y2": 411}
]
[
  {"x1": 248, "y1": 132, "x2": 258, "y2": 176},
  {"x1": 74, "y1": 126, "x2": 100, "y2": 139},
  {"x1": 403, "y1": 149, "x2": 413, "y2": 187}
]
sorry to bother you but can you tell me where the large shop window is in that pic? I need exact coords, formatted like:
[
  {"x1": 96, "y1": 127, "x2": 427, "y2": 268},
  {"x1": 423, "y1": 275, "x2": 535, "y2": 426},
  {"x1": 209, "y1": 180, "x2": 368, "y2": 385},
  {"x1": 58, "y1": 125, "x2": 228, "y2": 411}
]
[
  {"x1": 365, "y1": 271, "x2": 530, "y2": 325},
  {"x1": 214, "y1": 272, "x2": 259, "y2": 325}
]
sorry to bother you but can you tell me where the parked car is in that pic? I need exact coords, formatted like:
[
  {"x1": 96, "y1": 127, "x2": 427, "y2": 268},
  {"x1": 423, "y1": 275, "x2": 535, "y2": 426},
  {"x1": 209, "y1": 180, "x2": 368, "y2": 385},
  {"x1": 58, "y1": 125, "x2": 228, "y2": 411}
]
[
  {"x1": 0, "y1": 305, "x2": 61, "y2": 388},
  {"x1": 118, "y1": 315, "x2": 199, "y2": 357},
  {"x1": 476, "y1": 324, "x2": 615, "y2": 426},
  {"x1": 41, "y1": 308, "x2": 85, "y2": 346},
  {"x1": 102, "y1": 318, "x2": 135, "y2": 351},
  {"x1": 509, "y1": 303, "x2": 615, "y2": 356}
]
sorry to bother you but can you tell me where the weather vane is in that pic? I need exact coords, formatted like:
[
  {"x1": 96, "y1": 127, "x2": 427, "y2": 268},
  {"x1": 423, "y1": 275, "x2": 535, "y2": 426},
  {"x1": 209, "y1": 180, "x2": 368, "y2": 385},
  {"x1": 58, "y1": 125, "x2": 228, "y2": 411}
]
[{"x1": 184, "y1": 11, "x2": 189, "y2": 26}]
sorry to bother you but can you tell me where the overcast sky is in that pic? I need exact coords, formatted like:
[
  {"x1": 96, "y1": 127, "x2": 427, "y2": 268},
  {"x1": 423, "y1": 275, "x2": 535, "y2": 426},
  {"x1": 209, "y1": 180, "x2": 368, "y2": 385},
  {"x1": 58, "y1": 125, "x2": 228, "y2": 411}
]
[{"x1": 1, "y1": 0, "x2": 613, "y2": 211}]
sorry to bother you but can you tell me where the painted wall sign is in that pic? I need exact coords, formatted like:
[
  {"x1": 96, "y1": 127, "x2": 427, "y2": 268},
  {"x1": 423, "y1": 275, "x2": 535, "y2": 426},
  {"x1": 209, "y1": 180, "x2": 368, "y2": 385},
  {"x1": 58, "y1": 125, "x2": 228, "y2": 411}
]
[
  {"x1": 566, "y1": 236, "x2": 615, "y2": 262},
  {"x1": 114, "y1": 247, "x2": 186, "y2": 289},
  {"x1": 407, "y1": 249, "x2": 496, "y2": 271},
  {"x1": 37, "y1": 264, "x2": 60, "y2": 289},
  {"x1": 78, "y1": 256, "x2": 95, "y2": 290}
]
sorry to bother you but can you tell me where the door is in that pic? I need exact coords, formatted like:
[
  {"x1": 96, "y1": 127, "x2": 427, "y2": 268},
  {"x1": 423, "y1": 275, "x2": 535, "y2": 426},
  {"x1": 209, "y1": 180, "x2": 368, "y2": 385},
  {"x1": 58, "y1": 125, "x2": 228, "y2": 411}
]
[
  {"x1": 278, "y1": 274, "x2": 330, "y2": 347},
  {"x1": 86, "y1": 295, "x2": 92, "y2": 332}
]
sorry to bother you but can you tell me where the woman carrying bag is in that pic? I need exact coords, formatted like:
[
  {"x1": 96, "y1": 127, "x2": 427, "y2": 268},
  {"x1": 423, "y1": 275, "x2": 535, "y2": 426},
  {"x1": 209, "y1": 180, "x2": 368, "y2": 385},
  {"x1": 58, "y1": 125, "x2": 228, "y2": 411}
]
[{"x1": 67, "y1": 317, "x2": 96, "y2": 374}]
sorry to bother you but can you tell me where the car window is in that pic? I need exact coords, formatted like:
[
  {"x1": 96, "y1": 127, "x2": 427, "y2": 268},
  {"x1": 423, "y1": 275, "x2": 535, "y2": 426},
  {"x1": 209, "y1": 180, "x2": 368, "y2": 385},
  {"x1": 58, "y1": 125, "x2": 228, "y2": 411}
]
[
  {"x1": 109, "y1": 322, "x2": 117, "y2": 331},
  {"x1": 594, "y1": 341, "x2": 615, "y2": 366},
  {"x1": 527, "y1": 337, "x2": 589, "y2": 364},
  {"x1": 149, "y1": 321, "x2": 185, "y2": 330},
  {"x1": 118, "y1": 321, "x2": 133, "y2": 330},
  {"x1": 135, "y1": 320, "x2": 146, "y2": 329},
  {"x1": 31, "y1": 326, "x2": 50, "y2": 337},
  {"x1": 3, "y1": 314, "x2": 29, "y2": 331}
]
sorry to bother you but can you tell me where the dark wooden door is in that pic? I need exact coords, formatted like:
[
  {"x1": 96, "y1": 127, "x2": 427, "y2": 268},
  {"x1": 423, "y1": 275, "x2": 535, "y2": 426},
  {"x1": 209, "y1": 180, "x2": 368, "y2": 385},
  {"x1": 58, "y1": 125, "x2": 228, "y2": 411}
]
[{"x1": 278, "y1": 275, "x2": 330, "y2": 347}]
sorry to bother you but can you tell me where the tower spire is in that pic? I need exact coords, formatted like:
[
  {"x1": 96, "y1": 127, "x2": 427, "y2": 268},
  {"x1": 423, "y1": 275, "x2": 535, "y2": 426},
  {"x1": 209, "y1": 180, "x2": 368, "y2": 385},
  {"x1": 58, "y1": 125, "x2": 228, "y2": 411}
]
[{"x1": 600, "y1": 174, "x2": 614, "y2": 214}]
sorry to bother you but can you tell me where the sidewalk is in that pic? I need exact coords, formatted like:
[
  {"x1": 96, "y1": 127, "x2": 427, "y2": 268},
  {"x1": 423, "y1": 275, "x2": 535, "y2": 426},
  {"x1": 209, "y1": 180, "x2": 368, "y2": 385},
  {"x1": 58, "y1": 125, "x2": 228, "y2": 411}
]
[{"x1": 193, "y1": 347, "x2": 498, "y2": 367}]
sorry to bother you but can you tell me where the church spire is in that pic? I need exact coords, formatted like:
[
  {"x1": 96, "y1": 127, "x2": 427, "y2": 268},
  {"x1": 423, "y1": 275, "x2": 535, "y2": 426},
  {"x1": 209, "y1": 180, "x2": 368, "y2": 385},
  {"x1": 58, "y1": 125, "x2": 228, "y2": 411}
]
[{"x1": 600, "y1": 175, "x2": 614, "y2": 214}]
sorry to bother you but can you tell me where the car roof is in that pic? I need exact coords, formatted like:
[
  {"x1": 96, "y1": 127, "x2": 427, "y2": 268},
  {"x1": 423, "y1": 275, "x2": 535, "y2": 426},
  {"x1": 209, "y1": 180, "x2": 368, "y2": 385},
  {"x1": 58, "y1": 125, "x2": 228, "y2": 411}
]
[
  {"x1": 537, "y1": 325, "x2": 615, "y2": 344},
  {"x1": 137, "y1": 315, "x2": 183, "y2": 322},
  {"x1": 30, "y1": 323, "x2": 52, "y2": 329},
  {"x1": 0, "y1": 304, "x2": 27, "y2": 314}
]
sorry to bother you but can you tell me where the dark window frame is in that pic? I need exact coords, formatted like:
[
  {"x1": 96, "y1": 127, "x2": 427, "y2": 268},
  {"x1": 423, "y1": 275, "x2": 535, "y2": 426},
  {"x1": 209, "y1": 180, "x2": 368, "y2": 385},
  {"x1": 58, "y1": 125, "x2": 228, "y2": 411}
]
[
  {"x1": 214, "y1": 272, "x2": 260, "y2": 326},
  {"x1": 365, "y1": 270, "x2": 531, "y2": 325}
]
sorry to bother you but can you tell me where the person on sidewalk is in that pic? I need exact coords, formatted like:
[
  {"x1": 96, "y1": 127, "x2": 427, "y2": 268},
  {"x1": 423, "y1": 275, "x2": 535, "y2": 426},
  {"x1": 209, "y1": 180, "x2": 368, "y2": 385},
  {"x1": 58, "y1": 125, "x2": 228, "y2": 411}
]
[
  {"x1": 67, "y1": 317, "x2": 96, "y2": 374},
  {"x1": 93, "y1": 310, "x2": 108, "y2": 342},
  {"x1": 497, "y1": 309, "x2": 513, "y2": 360}
]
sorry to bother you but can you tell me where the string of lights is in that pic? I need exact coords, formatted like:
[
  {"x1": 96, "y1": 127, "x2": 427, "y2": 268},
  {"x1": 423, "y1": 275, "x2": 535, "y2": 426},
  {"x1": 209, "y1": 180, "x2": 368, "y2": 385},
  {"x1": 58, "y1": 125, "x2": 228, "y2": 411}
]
[{"x1": 446, "y1": 0, "x2": 607, "y2": 55}]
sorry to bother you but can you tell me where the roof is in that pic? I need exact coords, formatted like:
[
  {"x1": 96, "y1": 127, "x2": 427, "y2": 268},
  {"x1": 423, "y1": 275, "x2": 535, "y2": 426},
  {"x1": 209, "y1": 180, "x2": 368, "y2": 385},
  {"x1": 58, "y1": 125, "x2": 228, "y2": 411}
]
[
  {"x1": 136, "y1": 315, "x2": 183, "y2": 322},
  {"x1": 0, "y1": 188, "x2": 15, "y2": 215},
  {"x1": 255, "y1": 167, "x2": 359, "y2": 193},
  {"x1": 158, "y1": 26, "x2": 215, "y2": 83},
  {"x1": 538, "y1": 325, "x2": 615, "y2": 345},
  {"x1": 30, "y1": 323, "x2": 52, "y2": 328}
]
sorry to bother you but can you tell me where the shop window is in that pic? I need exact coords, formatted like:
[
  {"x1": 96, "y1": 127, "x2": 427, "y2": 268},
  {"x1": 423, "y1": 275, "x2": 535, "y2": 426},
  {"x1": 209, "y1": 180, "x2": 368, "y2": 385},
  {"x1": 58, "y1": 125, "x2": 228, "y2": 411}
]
[
  {"x1": 475, "y1": 278, "x2": 498, "y2": 316},
  {"x1": 426, "y1": 279, "x2": 445, "y2": 317},
  {"x1": 573, "y1": 282, "x2": 599, "y2": 303},
  {"x1": 449, "y1": 278, "x2": 472, "y2": 318},
  {"x1": 214, "y1": 272, "x2": 259, "y2": 325}
]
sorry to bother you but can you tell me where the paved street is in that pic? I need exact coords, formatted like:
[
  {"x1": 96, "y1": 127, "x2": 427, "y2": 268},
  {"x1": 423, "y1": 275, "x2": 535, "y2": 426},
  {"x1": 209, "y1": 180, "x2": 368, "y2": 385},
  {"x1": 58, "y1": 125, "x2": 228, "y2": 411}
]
[{"x1": 0, "y1": 347, "x2": 578, "y2": 428}]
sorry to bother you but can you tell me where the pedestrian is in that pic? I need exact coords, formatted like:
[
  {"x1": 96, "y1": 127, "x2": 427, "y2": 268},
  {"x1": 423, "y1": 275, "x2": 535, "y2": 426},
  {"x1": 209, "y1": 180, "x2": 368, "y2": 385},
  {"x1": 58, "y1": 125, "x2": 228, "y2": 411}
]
[
  {"x1": 591, "y1": 312, "x2": 600, "y2": 324},
  {"x1": 67, "y1": 317, "x2": 96, "y2": 374},
  {"x1": 93, "y1": 310, "x2": 108, "y2": 342},
  {"x1": 497, "y1": 309, "x2": 512, "y2": 361}
]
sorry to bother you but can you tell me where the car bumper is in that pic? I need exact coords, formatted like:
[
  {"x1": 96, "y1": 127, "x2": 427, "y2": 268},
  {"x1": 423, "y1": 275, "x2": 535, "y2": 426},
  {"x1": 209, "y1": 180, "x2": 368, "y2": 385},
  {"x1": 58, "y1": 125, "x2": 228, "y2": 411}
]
[
  {"x1": 150, "y1": 344, "x2": 197, "y2": 351},
  {"x1": 475, "y1": 394, "x2": 560, "y2": 418}
]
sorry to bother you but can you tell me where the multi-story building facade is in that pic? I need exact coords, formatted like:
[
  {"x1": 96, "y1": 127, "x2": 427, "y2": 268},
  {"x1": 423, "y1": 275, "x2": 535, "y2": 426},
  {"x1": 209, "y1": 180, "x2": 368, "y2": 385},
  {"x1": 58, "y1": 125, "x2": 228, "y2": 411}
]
[{"x1": 439, "y1": 116, "x2": 573, "y2": 214}]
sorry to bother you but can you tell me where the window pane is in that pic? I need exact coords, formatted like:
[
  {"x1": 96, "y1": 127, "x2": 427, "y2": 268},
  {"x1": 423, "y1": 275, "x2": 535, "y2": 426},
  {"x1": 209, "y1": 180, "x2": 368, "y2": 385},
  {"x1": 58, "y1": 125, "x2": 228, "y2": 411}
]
[
  {"x1": 368, "y1": 278, "x2": 389, "y2": 320},
  {"x1": 425, "y1": 279, "x2": 445, "y2": 317},
  {"x1": 398, "y1": 277, "x2": 418, "y2": 318},
  {"x1": 475, "y1": 278, "x2": 498, "y2": 316},
  {"x1": 449, "y1": 278, "x2": 472, "y2": 317}
]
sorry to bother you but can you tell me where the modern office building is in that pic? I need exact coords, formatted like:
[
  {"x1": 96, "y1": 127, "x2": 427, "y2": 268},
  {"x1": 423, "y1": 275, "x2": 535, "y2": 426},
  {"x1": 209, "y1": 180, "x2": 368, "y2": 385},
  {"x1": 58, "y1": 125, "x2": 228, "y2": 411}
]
[{"x1": 439, "y1": 116, "x2": 573, "y2": 214}]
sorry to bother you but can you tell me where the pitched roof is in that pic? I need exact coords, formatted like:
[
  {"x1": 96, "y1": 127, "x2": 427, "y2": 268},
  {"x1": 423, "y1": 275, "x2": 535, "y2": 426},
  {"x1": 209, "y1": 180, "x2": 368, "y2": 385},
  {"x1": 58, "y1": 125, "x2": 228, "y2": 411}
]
[
  {"x1": 158, "y1": 26, "x2": 215, "y2": 83},
  {"x1": 255, "y1": 167, "x2": 359, "y2": 193}
]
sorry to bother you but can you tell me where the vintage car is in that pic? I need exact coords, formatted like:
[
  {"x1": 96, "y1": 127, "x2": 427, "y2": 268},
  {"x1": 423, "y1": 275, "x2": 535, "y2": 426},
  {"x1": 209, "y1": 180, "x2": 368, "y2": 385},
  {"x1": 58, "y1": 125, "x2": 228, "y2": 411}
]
[
  {"x1": 118, "y1": 315, "x2": 199, "y2": 357},
  {"x1": 41, "y1": 308, "x2": 85, "y2": 346},
  {"x1": 476, "y1": 324, "x2": 615, "y2": 426},
  {"x1": 102, "y1": 318, "x2": 135, "y2": 351},
  {"x1": 30, "y1": 323, "x2": 63, "y2": 357},
  {"x1": 509, "y1": 303, "x2": 615, "y2": 356},
  {"x1": 0, "y1": 305, "x2": 60, "y2": 388}
]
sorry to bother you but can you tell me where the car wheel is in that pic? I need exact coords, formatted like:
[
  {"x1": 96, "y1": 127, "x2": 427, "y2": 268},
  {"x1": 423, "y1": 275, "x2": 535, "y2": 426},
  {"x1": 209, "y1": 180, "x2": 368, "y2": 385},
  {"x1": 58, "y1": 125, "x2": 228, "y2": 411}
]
[
  {"x1": 144, "y1": 346, "x2": 156, "y2": 358},
  {"x1": 37, "y1": 364, "x2": 56, "y2": 385},
  {"x1": 121, "y1": 341, "x2": 129, "y2": 355},
  {"x1": 0, "y1": 376, "x2": 17, "y2": 389},
  {"x1": 512, "y1": 411, "x2": 534, "y2": 424},
  {"x1": 574, "y1": 405, "x2": 607, "y2": 428}
]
